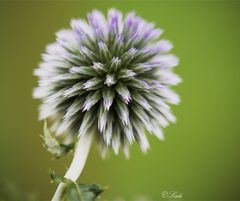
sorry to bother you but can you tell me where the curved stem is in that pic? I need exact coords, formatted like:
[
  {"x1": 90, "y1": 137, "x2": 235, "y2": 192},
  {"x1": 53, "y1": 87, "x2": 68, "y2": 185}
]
[{"x1": 51, "y1": 134, "x2": 93, "y2": 201}]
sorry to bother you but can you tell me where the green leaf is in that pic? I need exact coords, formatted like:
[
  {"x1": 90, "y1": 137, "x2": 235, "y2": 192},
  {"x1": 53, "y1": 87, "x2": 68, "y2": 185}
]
[
  {"x1": 50, "y1": 172, "x2": 104, "y2": 201},
  {"x1": 42, "y1": 121, "x2": 75, "y2": 159},
  {"x1": 66, "y1": 183, "x2": 83, "y2": 201},
  {"x1": 79, "y1": 184, "x2": 103, "y2": 201},
  {"x1": 50, "y1": 171, "x2": 71, "y2": 185}
]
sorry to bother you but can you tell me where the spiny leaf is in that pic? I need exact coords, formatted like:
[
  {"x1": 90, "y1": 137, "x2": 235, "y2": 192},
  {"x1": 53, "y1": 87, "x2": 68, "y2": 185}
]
[
  {"x1": 50, "y1": 172, "x2": 104, "y2": 201},
  {"x1": 66, "y1": 182, "x2": 83, "y2": 201},
  {"x1": 79, "y1": 184, "x2": 103, "y2": 201},
  {"x1": 50, "y1": 171, "x2": 71, "y2": 185},
  {"x1": 42, "y1": 121, "x2": 75, "y2": 158}
]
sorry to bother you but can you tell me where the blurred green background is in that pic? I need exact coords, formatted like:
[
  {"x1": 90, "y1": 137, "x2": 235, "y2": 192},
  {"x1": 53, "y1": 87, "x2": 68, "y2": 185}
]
[{"x1": 0, "y1": 0, "x2": 240, "y2": 200}]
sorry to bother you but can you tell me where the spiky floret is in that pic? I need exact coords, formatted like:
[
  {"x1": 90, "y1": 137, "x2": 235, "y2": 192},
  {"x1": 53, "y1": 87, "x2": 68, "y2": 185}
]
[{"x1": 33, "y1": 9, "x2": 181, "y2": 156}]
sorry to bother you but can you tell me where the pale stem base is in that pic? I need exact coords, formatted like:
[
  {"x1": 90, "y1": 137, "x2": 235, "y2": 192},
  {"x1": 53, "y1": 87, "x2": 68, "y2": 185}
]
[{"x1": 51, "y1": 134, "x2": 93, "y2": 201}]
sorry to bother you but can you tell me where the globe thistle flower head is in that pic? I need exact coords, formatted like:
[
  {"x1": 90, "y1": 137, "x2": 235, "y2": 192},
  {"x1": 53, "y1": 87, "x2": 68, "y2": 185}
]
[{"x1": 33, "y1": 9, "x2": 181, "y2": 156}]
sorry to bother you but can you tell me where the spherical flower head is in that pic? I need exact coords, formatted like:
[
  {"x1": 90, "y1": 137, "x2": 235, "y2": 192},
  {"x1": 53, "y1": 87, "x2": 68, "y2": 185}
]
[{"x1": 33, "y1": 9, "x2": 181, "y2": 156}]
